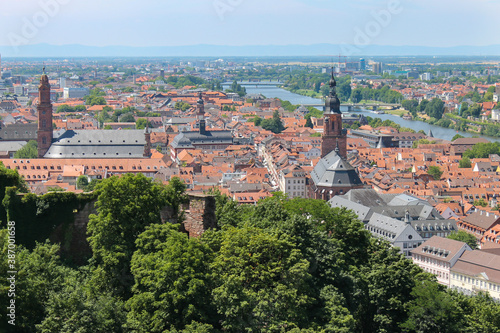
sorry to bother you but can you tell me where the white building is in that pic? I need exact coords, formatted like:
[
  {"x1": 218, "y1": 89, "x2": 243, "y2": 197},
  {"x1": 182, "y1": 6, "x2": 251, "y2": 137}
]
[
  {"x1": 411, "y1": 236, "x2": 471, "y2": 286},
  {"x1": 492, "y1": 109, "x2": 500, "y2": 121},
  {"x1": 365, "y1": 212, "x2": 424, "y2": 257},
  {"x1": 450, "y1": 250, "x2": 500, "y2": 301},
  {"x1": 63, "y1": 87, "x2": 90, "y2": 99},
  {"x1": 13, "y1": 85, "x2": 24, "y2": 96},
  {"x1": 279, "y1": 165, "x2": 307, "y2": 199}
]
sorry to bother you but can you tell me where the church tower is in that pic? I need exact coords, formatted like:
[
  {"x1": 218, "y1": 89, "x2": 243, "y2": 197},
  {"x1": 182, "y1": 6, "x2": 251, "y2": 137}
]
[
  {"x1": 197, "y1": 92, "x2": 206, "y2": 134},
  {"x1": 37, "y1": 72, "x2": 53, "y2": 158},
  {"x1": 321, "y1": 71, "x2": 347, "y2": 158}
]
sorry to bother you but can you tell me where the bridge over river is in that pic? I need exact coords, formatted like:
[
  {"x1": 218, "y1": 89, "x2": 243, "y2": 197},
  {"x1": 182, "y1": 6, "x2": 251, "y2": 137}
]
[{"x1": 302, "y1": 102, "x2": 402, "y2": 111}]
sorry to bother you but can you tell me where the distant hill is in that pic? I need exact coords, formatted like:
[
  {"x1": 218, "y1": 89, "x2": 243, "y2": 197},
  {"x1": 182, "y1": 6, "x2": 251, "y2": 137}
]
[{"x1": 2, "y1": 43, "x2": 500, "y2": 58}]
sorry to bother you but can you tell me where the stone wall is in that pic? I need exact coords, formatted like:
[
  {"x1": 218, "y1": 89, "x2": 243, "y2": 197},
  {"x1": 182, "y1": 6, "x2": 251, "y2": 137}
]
[
  {"x1": 51, "y1": 200, "x2": 96, "y2": 264},
  {"x1": 181, "y1": 194, "x2": 217, "y2": 238},
  {"x1": 46, "y1": 193, "x2": 217, "y2": 262}
]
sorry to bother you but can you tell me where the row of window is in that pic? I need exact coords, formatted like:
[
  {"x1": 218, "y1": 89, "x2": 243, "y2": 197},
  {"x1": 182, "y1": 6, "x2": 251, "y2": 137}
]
[
  {"x1": 453, "y1": 273, "x2": 500, "y2": 292},
  {"x1": 9, "y1": 165, "x2": 157, "y2": 171},
  {"x1": 414, "y1": 255, "x2": 450, "y2": 267},
  {"x1": 287, "y1": 179, "x2": 305, "y2": 184},
  {"x1": 422, "y1": 266, "x2": 449, "y2": 279}
]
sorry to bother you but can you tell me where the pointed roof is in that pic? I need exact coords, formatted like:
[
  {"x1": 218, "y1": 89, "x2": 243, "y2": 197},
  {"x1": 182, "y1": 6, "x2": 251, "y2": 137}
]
[
  {"x1": 325, "y1": 71, "x2": 341, "y2": 115},
  {"x1": 376, "y1": 136, "x2": 385, "y2": 148},
  {"x1": 311, "y1": 149, "x2": 363, "y2": 188},
  {"x1": 427, "y1": 129, "x2": 434, "y2": 138}
]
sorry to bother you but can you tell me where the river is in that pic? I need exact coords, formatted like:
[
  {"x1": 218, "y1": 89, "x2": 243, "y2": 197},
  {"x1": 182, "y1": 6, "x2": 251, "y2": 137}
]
[{"x1": 224, "y1": 83, "x2": 500, "y2": 142}]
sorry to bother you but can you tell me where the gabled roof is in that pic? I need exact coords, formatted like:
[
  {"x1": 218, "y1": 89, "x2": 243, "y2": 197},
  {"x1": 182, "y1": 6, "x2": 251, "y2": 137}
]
[
  {"x1": 45, "y1": 129, "x2": 146, "y2": 159},
  {"x1": 452, "y1": 250, "x2": 500, "y2": 284},
  {"x1": 411, "y1": 236, "x2": 471, "y2": 263}
]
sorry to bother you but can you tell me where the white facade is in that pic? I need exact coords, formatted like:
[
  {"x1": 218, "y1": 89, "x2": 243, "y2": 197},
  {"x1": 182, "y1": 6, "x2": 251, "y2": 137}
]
[
  {"x1": 451, "y1": 271, "x2": 500, "y2": 301},
  {"x1": 411, "y1": 237, "x2": 471, "y2": 286},
  {"x1": 492, "y1": 109, "x2": 500, "y2": 121},
  {"x1": 280, "y1": 168, "x2": 307, "y2": 199},
  {"x1": 366, "y1": 212, "x2": 423, "y2": 258},
  {"x1": 63, "y1": 87, "x2": 90, "y2": 99}
]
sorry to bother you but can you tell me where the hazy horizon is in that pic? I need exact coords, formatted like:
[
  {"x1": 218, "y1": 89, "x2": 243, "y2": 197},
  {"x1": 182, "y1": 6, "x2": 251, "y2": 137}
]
[{"x1": 1, "y1": 0, "x2": 498, "y2": 57}]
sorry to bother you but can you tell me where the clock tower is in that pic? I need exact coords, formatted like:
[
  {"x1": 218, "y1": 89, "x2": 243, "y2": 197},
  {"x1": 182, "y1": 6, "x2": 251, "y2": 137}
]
[{"x1": 321, "y1": 71, "x2": 347, "y2": 158}]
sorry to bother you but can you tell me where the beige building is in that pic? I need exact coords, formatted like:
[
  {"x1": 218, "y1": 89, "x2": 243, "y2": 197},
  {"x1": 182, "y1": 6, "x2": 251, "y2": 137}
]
[
  {"x1": 411, "y1": 236, "x2": 471, "y2": 286},
  {"x1": 450, "y1": 250, "x2": 500, "y2": 301},
  {"x1": 279, "y1": 165, "x2": 307, "y2": 199}
]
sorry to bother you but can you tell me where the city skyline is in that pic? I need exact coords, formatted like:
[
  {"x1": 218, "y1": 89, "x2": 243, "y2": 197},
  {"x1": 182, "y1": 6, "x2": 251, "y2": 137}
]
[{"x1": 0, "y1": 0, "x2": 498, "y2": 56}]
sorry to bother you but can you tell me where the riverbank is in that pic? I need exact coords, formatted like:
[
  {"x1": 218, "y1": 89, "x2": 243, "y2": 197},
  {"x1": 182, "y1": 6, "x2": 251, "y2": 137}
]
[
  {"x1": 281, "y1": 86, "x2": 323, "y2": 99},
  {"x1": 406, "y1": 112, "x2": 500, "y2": 138},
  {"x1": 225, "y1": 83, "x2": 500, "y2": 142}
]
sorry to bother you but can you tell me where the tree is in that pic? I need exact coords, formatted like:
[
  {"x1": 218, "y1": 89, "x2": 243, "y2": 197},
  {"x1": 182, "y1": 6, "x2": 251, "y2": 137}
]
[
  {"x1": 261, "y1": 110, "x2": 285, "y2": 134},
  {"x1": 136, "y1": 118, "x2": 149, "y2": 129},
  {"x1": 86, "y1": 96, "x2": 107, "y2": 106},
  {"x1": 56, "y1": 104, "x2": 75, "y2": 113},
  {"x1": 87, "y1": 174, "x2": 173, "y2": 298},
  {"x1": 425, "y1": 98, "x2": 445, "y2": 120},
  {"x1": 427, "y1": 166, "x2": 443, "y2": 180},
  {"x1": 75, "y1": 105, "x2": 87, "y2": 112},
  {"x1": 305, "y1": 117, "x2": 314, "y2": 128},
  {"x1": 402, "y1": 99, "x2": 419, "y2": 116},
  {"x1": 37, "y1": 271, "x2": 126, "y2": 333},
  {"x1": 447, "y1": 230, "x2": 478, "y2": 249},
  {"x1": 474, "y1": 199, "x2": 488, "y2": 207},
  {"x1": 463, "y1": 142, "x2": 500, "y2": 159},
  {"x1": 119, "y1": 113, "x2": 135, "y2": 123},
  {"x1": 0, "y1": 162, "x2": 28, "y2": 223},
  {"x1": 0, "y1": 238, "x2": 71, "y2": 332},
  {"x1": 76, "y1": 175, "x2": 89, "y2": 190},
  {"x1": 452, "y1": 291, "x2": 500, "y2": 333},
  {"x1": 126, "y1": 223, "x2": 216, "y2": 332},
  {"x1": 459, "y1": 157, "x2": 471, "y2": 168},
  {"x1": 452, "y1": 134, "x2": 464, "y2": 141},
  {"x1": 14, "y1": 140, "x2": 38, "y2": 159},
  {"x1": 211, "y1": 226, "x2": 313, "y2": 332},
  {"x1": 356, "y1": 239, "x2": 432, "y2": 333},
  {"x1": 402, "y1": 281, "x2": 462, "y2": 333}
]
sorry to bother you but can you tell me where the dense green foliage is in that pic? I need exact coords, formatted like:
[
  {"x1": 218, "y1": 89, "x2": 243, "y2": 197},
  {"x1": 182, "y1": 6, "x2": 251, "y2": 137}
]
[
  {"x1": 174, "y1": 101, "x2": 192, "y2": 112},
  {"x1": 427, "y1": 166, "x2": 443, "y2": 180},
  {"x1": 164, "y1": 75, "x2": 206, "y2": 89},
  {"x1": 350, "y1": 83, "x2": 403, "y2": 103},
  {"x1": 87, "y1": 174, "x2": 184, "y2": 299},
  {"x1": 56, "y1": 104, "x2": 87, "y2": 113},
  {"x1": 85, "y1": 88, "x2": 107, "y2": 106},
  {"x1": 0, "y1": 164, "x2": 28, "y2": 224},
  {"x1": 459, "y1": 157, "x2": 472, "y2": 168},
  {"x1": 463, "y1": 142, "x2": 500, "y2": 159},
  {"x1": 447, "y1": 231, "x2": 478, "y2": 249},
  {"x1": 260, "y1": 110, "x2": 285, "y2": 134},
  {"x1": 284, "y1": 73, "x2": 351, "y2": 101},
  {"x1": 13, "y1": 140, "x2": 38, "y2": 159},
  {"x1": 2, "y1": 173, "x2": 500, "y2": 332}
]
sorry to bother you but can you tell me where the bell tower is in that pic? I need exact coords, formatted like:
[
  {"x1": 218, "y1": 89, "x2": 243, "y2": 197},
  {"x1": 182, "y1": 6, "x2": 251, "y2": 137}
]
[
  {"x1": 321, "y1": 70, "x2": 347, "y2": 158},
  {"x1": 197, "y1": 92, "x2": 206, "y2": 134},
  {"x1": 37, "y1": 71, "x2": 53, "y2": 158}
]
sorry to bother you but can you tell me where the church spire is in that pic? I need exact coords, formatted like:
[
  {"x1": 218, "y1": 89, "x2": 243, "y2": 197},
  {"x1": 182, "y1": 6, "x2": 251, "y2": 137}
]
[{"x1": 325, "y1": 69, "x2": 341, "y2": 114}]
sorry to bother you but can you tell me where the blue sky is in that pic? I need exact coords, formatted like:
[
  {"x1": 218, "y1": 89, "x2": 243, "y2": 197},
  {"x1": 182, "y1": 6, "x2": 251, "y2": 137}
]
[{"x1": 0, "y1": 0, "x2": 498, "y2": 47}]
